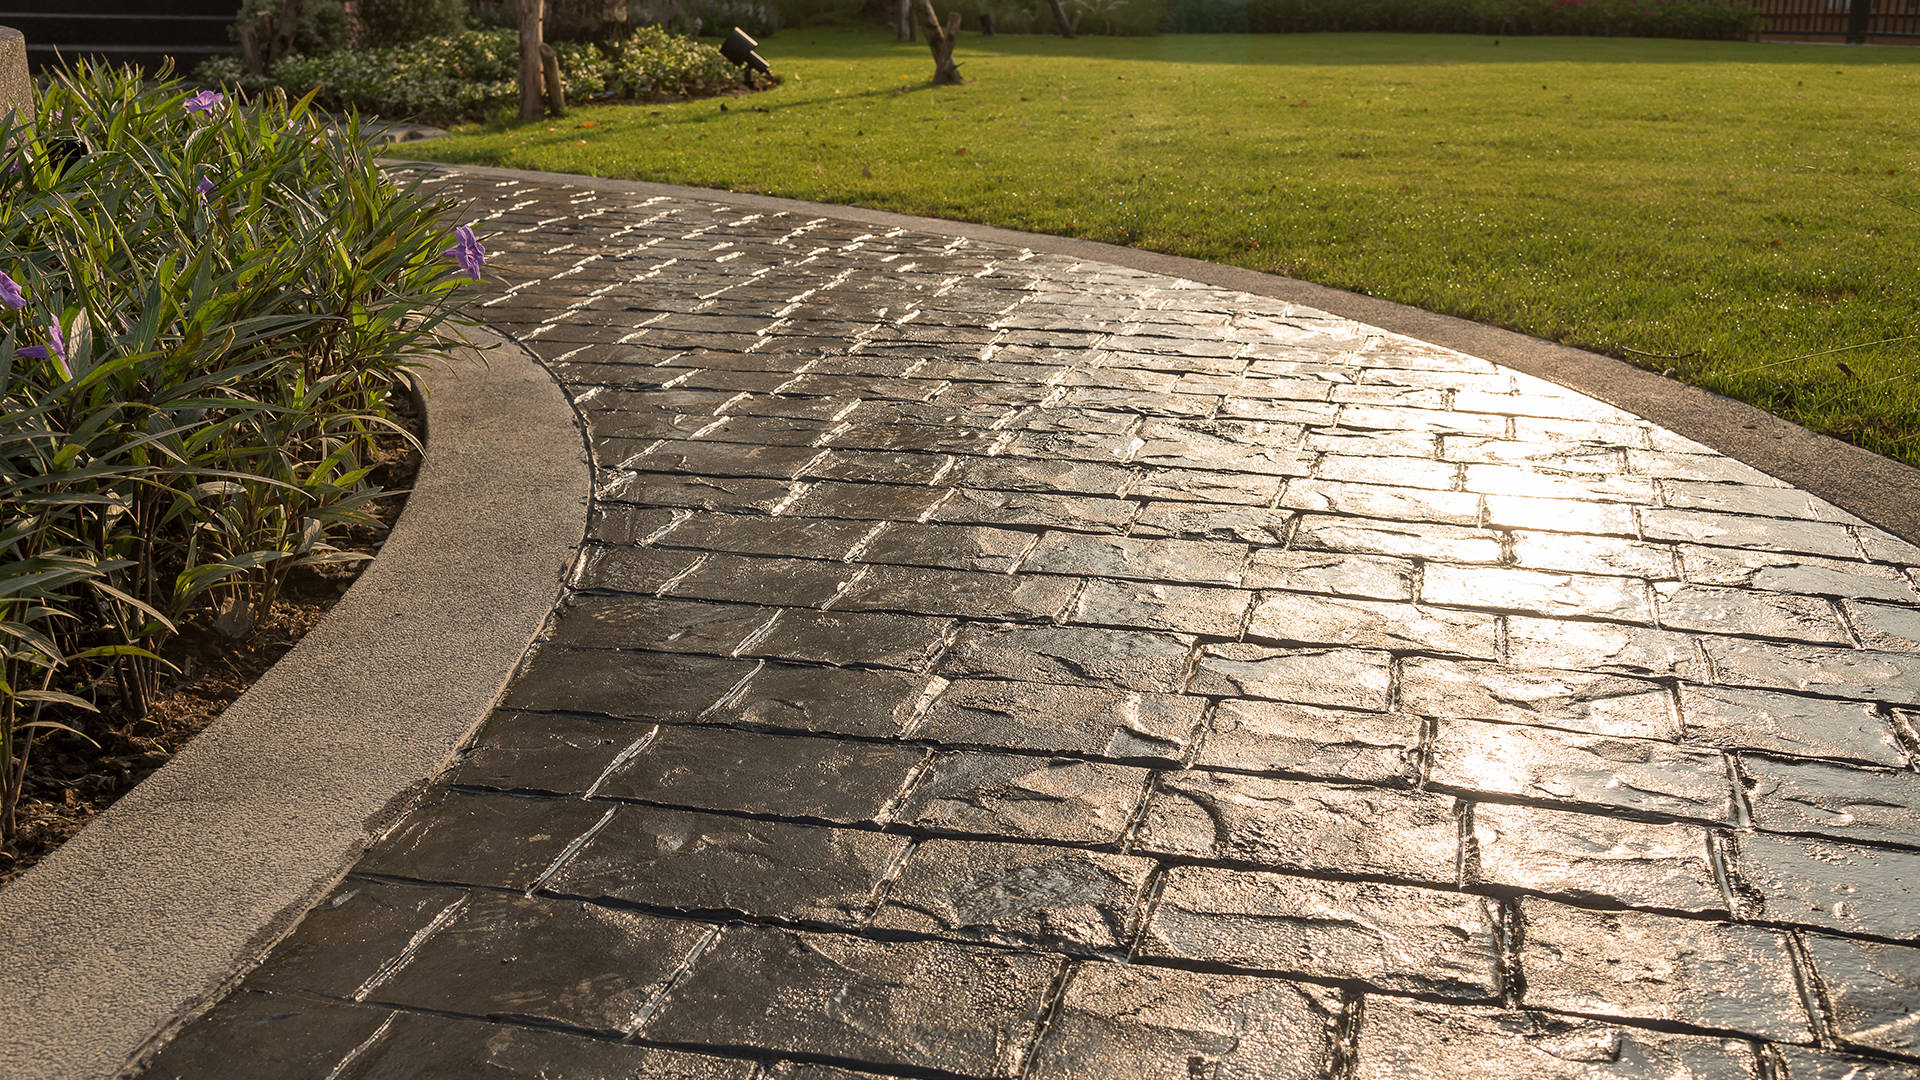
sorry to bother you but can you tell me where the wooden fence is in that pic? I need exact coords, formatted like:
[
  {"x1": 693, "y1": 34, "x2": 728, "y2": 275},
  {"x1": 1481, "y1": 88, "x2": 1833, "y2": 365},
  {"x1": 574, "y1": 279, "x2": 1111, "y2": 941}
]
[{"x1": 1749, "y1": 0, "x2": 1920, "y2": 42}]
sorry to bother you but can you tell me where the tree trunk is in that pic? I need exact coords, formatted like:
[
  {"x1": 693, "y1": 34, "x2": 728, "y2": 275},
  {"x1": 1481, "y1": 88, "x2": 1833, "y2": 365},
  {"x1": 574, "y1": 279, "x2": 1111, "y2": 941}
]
[
  {"x1": 916, "y1": 0, "x2": 961, "y2": 84},
  {"x1": 1046, "y1": 0, "x2": 1077, "y2": 37},
  {"x1": 897, "y1": 0, "x2": 916, "y2": 41},
  {"x1": 540, "y1": 42, "x2": 566, "y2": 116},
  {"x1": 518, "y1": 0, "x2": 545, "y2": 122}
]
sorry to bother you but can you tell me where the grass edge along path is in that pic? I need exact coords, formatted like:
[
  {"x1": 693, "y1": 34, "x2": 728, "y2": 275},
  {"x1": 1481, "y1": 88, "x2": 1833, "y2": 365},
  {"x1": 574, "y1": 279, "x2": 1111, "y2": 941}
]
[{"x1": 392, "y1": 30, "x2": 1920, "y2": 467}]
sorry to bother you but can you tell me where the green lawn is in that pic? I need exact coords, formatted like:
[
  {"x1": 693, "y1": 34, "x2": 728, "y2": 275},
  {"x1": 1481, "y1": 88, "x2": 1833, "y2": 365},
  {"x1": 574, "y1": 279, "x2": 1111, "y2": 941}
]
[{"x1": 394, "y1": 31, "x2": 1920, "y2": 466}]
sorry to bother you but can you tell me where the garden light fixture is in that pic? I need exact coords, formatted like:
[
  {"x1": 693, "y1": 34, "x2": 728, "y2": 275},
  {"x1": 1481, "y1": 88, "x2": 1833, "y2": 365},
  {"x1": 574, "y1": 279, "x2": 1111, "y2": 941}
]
[{"x1": 720, "y1": 27, "x2": 771, "y2": 86}]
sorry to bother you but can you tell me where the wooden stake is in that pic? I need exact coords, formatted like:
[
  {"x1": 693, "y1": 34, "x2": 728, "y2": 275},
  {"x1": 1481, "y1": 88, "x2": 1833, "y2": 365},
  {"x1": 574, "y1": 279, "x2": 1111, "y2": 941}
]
[{"x1": 540, "y1": 42, "x2": 566, "y2": 117}]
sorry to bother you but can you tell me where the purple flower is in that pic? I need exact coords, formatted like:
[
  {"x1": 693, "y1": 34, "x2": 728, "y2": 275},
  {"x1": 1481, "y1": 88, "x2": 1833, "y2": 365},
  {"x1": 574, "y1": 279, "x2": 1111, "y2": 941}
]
[
  {"x1": 195, "y1": 173, "x2": 215, "y2": 200},
  {"x1": 442, "y1": 224, "x2": 486, "y2": 281},
  {"x1": 0, "y1": 271, "x2": 23, "y2": 310},
  {"x1": 16, "y1": 320, "x2": 65, "y2": 361},
  {"x1": 182, "y1": 90, "x2": 224, "y2": 114}
]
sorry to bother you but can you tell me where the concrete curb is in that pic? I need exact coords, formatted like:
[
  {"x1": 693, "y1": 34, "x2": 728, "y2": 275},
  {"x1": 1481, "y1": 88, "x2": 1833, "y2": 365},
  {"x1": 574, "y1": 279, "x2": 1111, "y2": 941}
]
[
  {"x1": 416, "y1": 162, "x2": 1920, "y2": 547},
  {"x1": 0, "y1": 327, "x2": 589, "y2": 1080}
]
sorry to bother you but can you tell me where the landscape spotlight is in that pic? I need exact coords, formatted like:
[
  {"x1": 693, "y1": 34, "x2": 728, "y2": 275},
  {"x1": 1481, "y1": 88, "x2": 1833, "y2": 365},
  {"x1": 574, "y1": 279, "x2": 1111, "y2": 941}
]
[{"x1": 720, "y1": 28, "x2": 771, "y2": 86}]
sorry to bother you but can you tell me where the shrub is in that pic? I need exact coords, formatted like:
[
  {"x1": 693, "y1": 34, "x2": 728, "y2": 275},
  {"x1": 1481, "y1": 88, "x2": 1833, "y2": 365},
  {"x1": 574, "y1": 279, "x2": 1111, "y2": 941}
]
[
  {"x1": 0, "y1": 61, "x2": 480, "y2": 842},
  {"x1": 194, "y1": 25, "x2": 744, "y2": 124},
  {"x1": 355, "y1": 0, "x2": 468, "y2": 46}
]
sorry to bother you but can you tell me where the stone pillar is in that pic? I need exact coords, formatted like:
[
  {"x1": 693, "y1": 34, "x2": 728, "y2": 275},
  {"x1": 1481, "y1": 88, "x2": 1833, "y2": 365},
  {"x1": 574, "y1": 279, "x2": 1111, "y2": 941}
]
[{"x1": 0, "y1": 27, "x2": 28, "y2": 122}]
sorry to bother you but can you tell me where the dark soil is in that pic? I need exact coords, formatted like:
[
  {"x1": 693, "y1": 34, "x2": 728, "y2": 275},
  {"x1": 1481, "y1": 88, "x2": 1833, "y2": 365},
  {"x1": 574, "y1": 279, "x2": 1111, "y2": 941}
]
[{"x1": 0, "y1": 399, "x2": 424, "y2": 888}]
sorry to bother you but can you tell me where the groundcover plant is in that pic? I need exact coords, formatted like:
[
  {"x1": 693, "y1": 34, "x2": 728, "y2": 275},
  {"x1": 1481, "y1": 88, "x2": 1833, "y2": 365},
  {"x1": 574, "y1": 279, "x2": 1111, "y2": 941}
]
[{"x1": 0, "y1": 62, "x2": 482, "y2": 844}]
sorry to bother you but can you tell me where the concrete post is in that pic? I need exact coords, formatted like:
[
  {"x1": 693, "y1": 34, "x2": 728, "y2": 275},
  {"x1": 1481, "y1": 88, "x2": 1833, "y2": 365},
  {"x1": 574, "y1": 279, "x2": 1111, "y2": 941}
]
[{"x1": 0, "y1": 27, "x2": 28, "y2": 122}]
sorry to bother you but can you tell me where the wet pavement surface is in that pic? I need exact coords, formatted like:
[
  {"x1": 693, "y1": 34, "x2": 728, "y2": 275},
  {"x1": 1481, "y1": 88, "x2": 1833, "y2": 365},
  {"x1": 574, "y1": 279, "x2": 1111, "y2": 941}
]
[{"x1": 136, "y1": 170, "x2": 1920, "y2": 1079}]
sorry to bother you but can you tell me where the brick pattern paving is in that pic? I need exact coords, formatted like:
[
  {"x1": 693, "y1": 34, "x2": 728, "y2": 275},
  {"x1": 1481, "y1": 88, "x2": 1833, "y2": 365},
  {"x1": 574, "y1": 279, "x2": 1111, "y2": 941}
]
[{"x1": 137, "y1": 171, "x2": 1920, "y2": 1080}]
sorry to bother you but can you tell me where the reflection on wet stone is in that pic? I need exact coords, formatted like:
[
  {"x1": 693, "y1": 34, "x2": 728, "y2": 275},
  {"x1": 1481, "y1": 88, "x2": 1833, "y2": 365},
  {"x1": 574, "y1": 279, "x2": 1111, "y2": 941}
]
[
  {"x1": 1194, "y1": 699, "x2": 1418, "y2": 784},
  {"x1": 1516, "y1": 900, "x2": 1813, "y2": 1042},
  {"x1": 1742, "y1": 755, "x2": 1920, "y2": 848},
  {"x1": 546, "y1": 806, "x2": 907, "y2": 926},
  {"x1": 1799, "y1": 933, "x2": 1920, "y2": 1058},
  {"x1": 1468, "y1": 802, "x2": 1725, "y2": 914},
  {"x1": 1399, "y1": 658, "x2": 1679, "y2": 739},
  {"x1": 1141, "y1": 866, "x2": 1503, "y2": 999},
  {"x1": 870, "y1": 839, "x2": 1153, "y2": 951},
  {"x1": 1136, "y1": 771, "x2": 1461, "y2": 883},
  {"x1": 1189, "y1": 644, "x2": 1393, "y2": 711},
  {"x1": 598, "y1": 726, "x2": 926, "y2": 824},
  {"x1": 910, "y1": 679, "x2": 1201, "y2": 763},
  {"x1": 642, "y1": 927, "x2": 1058, "y2": 1077},
  {"x1": 1733, "y1": 832, "x2": 1920, "y2": 940},
  {"x1": 1026, "y1": 963, "x2": 1341, "y2": 1080},
  {"x1": 1351, "y1": 998, "x2": 1763, "y2": 1080},
  {"x1": 1430, "y1": 719, "x2": 1735, "y2": 824},
  {"x1": 895, "y1": 752, "x2": 1150, "y2": 846}
]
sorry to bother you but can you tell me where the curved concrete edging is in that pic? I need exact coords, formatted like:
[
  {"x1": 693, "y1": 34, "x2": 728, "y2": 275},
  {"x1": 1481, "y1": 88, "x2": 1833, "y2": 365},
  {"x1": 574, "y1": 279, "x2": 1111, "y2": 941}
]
[
  {"x1": 0, "y1": 326, "x2": 590, "y2": 1080},
  {"x1": 421, "y1": 162, "x2": 1920, "y2": 547}
]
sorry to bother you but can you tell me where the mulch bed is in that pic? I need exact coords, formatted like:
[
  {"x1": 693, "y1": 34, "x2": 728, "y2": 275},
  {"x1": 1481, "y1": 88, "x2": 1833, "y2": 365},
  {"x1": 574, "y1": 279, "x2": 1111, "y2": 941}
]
[{"x1": 0, "y1": 401, "x2": 424, "y2": 888}]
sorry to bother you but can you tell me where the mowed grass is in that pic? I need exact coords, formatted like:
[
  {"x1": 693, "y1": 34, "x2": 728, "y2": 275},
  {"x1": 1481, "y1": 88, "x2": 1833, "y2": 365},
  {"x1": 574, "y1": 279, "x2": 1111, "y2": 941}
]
[{"x1": 395, "y1": 31, "x2": 1920, "y2": 465}]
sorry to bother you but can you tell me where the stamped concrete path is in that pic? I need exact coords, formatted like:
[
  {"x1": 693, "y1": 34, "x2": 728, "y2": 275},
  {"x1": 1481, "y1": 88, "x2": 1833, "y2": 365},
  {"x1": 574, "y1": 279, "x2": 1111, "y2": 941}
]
[{"x1": 136, "y1": 169, "x2": 1920, "y2": 1080}]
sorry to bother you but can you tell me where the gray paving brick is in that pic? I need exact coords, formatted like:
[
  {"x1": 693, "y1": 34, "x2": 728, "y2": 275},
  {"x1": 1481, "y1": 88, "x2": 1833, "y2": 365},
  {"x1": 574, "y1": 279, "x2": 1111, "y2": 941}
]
[
  {"x1": 598, "y1": 472, "x2": 798, "y2": 514},
  {"x1": 895, "y1": 751, "x2": 1151, "y2": 846},
  {"x1": 1021, "y1": 531, "x2": 1249, "y2": 586},
  {"x1": 1772, "y1": 1047, "x2": 1920, "y2": 1080},
  {"x1": 545, "y1": 595, "x2": 776, "y2": 654},
  {"x1": 1732, "y1": 832, "x2": 1920, "y2": 940},
  {"x1": 1069, "y1": 578, "x2": 1254, "y2": 636},
  {"x1": 781, "y1": 480, "x2": 951, "y2": 521},
  {"x1": 939, "y1": 623, "x2": 1196, "y2": 693},
  {"x1": 1352, "y1": 998, "x2": 1762, "y2": 1080},
  {"x1": 598, "y1": 726, "x2": 925, "y2": 823},
  {"x1": 701, "y1": 662, "x2": 928, "y2": 737},
  {"x1": 247, "y1": 880, "x2": 467, "y2": 998},
  {"x1": 1850, "y1": 599, "x2": 1920, "y2": 652},
  {"x1": 1640, "y1": 509, "x2": 1863, "y2": 560},
  {"x1": 742, "y1": 609, "x2": 955, "y2": 670},
  {"x1": 1195, "y1": 698, "x2": 1418, "y2": 784},
  {"x1": 1800, "y1": 933, "x2": 1920, "y2": 1060},
  {"x1": 870, "y1": 838, "x2": 1154, "y2": 951},
  {"x1": 832, "y1": 563, "x2": 1082, "y2": 621},
  {"x1": 1282, "y1": 477, "x2": 1484, "y2": 526},
  {"x1": 1422, "y1": 565, "x2": 1653, "y2": 623},
  {"x1": 357, "y1": 790, "x2": 609, "y2": 889},
  {"x1": 1431, "y1": 719, "x2": 1734, "y2": 825},
  {"x1": 1681, "y1": 548, "x2": 1918, "y2": 603},
  {"x1": 572, "y1": 542, "x2": 705, "y2": 594},
  {"x1": 1399, "y1": 658, "x2": 1679, "y2": 739},
  {"x1": 1483, "y1": 492, "x2": 1639, "y2": 537},
  {"x1": 658, "y1": 512, "x2": 874, "y2": 560},
  {"x1": 1516, "y1": 900, "x2": 1812, "y2": 1042},
  {"x1": 502, "y1": 647, "x2": 755, "y2": 720},
  {"x1": 1241, "y1": 550, "x2": 1414, "y2": 601},
  {"x1": 1656, "y1": 582, "x2": 1850, "y2": 645},
  {"x1": 910, "y1": 678, "x2": 1200, "y2": 763},
  {"x1": 447, "y1": 711, "x2": 655, "y2": 793},
  {"x1": 1291, "y1": 514, "x2": 1505, "y2": 563},
  {"x1": 1136, "y1": 771, "x2": 1461, "y2": 883},
  {"x1": 1702, "y1": 638, "x2": 1920, "y2": 706},
  {"x1": 664, "y1": 553, "x2": 857, "y2": 607},
  {"x1": 1141, "y1": 865, "x2": 1502, "y2": 999},
  {"x1": 932, "y1": 487, "x2": 1138, "y2": 533},
  {"x1": 1742, "y1": 755, "x2": 1920, "y2": 848},
  {"x1": 643, "y1": 927, "x2": 1059, "y2": 1077},
  {"x1": 1679, "y1": 685, "x2": 1906, "y2": 765},
  {"x1": 369, "y1": 892, "x2": 712, "y2": 1036},
  {"x1": 1190, "y1": 644, "x2": 1394, "y2": 711},
  {"x1": 337, "y1": 1012, "x2": 756, "y2": 1080},
  {"x1": 1129, "y1": 502, "x2": 1295, "y2": 544},
  {"x1": 856, "y1": 522, "x2": 1037, "y2": 573},
  {"x1": 1246, "y1": 593, "x2": 1500, "y2": 659},
  {"x1": 1468, "y1": 802, "x2": 1724, "y2": 914},
  {"x1": 137, "y1": 992, "x2": 390, "y2": 1080},
  {"x1": 1504, "y1": 617, "x2": 1707, "y2": 678},
  {"x1": 545, "y1": 805, "x2": 906, "y2": 926},
  {"x1": 1026, "y1": 963, "x2": 1341, "y2": 1080}
]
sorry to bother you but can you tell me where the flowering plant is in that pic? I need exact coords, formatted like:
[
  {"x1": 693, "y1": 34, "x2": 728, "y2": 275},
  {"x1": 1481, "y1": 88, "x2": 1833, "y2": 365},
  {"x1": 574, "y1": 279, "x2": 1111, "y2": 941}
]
[{"x1": 0, "y1": 60, "x2": 481, "y2": 843}]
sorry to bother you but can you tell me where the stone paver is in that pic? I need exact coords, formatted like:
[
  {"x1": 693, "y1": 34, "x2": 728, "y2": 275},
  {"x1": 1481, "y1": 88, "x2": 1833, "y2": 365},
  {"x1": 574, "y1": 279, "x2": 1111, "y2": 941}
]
[{"x1": 134, "y1": 171, "x2": 1920, "y2": 1079}]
